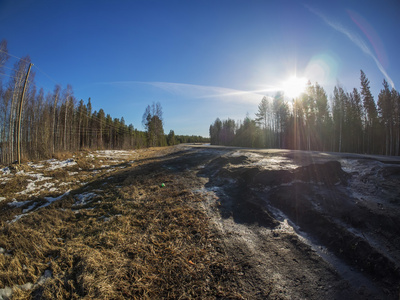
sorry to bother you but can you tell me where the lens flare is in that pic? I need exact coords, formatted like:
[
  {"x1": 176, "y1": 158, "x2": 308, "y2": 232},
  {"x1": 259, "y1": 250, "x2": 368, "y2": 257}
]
[{"x1": 305, "y1": 53, "x2": 339, "y2": 84}]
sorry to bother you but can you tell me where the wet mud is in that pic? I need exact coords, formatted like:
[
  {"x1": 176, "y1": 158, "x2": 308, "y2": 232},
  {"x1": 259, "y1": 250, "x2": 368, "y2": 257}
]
[{"x1": 196, "y1": 147, "x2": 400, "y2": 299}]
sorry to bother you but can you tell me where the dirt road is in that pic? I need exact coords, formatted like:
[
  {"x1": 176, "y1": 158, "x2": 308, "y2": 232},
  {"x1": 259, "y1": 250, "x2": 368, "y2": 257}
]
[
  {"x1": 168, "y1": 145, "x2": 400, "y2": 299},
  {"x1": 1, "y1": 145, "x2": 399, "y2": 299}
]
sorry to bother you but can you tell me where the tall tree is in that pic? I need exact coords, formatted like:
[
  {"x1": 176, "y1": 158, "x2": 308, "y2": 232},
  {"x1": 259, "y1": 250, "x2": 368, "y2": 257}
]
[
  {"x1": 331, "y1": 85, "x2": 347, "y2": 152},
  {"x1": 8, "y1": 56, "x2": 33, "y2": 162},
  {"x1": 300, "y1": 84, "x2": 316, "y2": 151},
  {"x1": 378, "y1": 79, "x2": 394, "y2": 155},
  {"x1": 142, "y1": 102, "x2": 165, "y2": 147},
  {"x1": 52, "y1": 84, "x2": 61, "y2": 153},
  {"x1": 360, "y1": 70, "x2": 378, "y2": 153},
  {"x1": 209, "y1": 118, "x2": 222, "y2": 145},
  {"x1": 314, "y1": 83, "x2": 330, "y2": 151},
  {"x1": 167, "y1": 129, "x2": 176, "y2": 146},
  {"x1": 86, "y1": 98, "x2": 92, "y2": 148},
  {"x1": 346, "y1": 88, "x2": 363, "y2": 153},
  {"x1": 255, "y1": 96, "x2": 270, "y2": 129},
  {"x1": 272, "y1": 92, "x2": 289, "y2": 148},
  {"x1": 392, "y1": 89, "x2": 400, "y2": 155},
  {"x1": 0, "y1": 39, "x2": 10, "y2": 75}
]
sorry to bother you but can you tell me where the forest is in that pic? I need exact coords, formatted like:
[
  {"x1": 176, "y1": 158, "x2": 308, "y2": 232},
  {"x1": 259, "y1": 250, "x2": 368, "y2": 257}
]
[
  {"x1": 0, "y1": 40, "x2": 207, "y2": 165},
  {"x1": 210, "y1": 70, "x2": 400, "y2": 156}
]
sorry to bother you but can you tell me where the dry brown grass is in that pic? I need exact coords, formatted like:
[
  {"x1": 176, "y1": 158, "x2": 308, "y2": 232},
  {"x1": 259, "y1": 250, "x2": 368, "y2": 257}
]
[
  {"x1": 52, "y1": 151, "x2": 75, "y2": 161},
  {"x1": 0, "y1": 148, "x2": 245, "y2": 299}
]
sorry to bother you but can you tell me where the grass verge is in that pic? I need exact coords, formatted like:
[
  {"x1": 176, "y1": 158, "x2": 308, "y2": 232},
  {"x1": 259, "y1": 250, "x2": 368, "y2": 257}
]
[{"x1": 0, "y1": 148, "x2": 245, "y2": 299}]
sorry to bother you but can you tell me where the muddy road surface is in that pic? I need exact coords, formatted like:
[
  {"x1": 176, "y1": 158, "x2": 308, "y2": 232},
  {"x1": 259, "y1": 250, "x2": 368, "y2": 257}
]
[
  {"x1": 2, "y1": 145, "x2": 399, "y2": 299},
  {"x1": 169, "y1": 145, "x2": 400, "y2": 299}
]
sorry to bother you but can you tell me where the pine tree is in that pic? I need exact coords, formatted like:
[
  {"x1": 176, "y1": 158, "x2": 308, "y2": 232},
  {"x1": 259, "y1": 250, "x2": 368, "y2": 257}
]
[
  {"x1": 255, "y1": 96, "x2": 269, "y2": 129},
  {"x1": 167, "y1": 130, "x2": 176, "y2": 146},
  {"x1": 392, "y1": 89, "x2": 400, "y2": 155},
  {"x1": 378, "y1": 79, "x2": 394, "y2": 155},
  {"x1": 360, "y1": 70, "x2": 378, "y2": 153},
  {"x1": 209, "y1": 118, "x2": 222, "y2": 145}
]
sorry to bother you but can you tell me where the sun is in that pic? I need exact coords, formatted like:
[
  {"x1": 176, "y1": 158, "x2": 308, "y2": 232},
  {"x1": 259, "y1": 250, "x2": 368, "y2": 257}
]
[{"x1": 281, "y1": 76, "x2": 308, "y2": 99}]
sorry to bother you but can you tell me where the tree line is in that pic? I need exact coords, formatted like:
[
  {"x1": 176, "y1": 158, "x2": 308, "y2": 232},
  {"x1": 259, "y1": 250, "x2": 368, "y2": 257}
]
[
  {"x1": 0, "y1": 40, "x2": 207, "y2": 165},
  {"x1": 210, "y1": 70, "x2": 400, "y2": 156}
]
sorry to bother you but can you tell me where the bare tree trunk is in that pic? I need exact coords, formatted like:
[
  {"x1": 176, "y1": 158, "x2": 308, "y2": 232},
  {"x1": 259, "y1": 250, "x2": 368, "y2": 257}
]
[
  {"x1": 53, "y1": 93, "x2": 58, "y2": 154},
  {"x1": 64, "y1": 102, "x2": 68, "y2": 151}
]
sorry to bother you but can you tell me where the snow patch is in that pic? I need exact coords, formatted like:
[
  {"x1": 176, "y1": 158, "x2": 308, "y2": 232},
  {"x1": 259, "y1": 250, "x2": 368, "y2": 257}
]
[
  {"x1": 22, "y1": 203, "x2": 37, "y2": 213},
  {"x1": 0, "y1": 269, "x2": 52, "y2": 300},
  {"x1": 9, "y1": 213, "x2": 29, "y2": 223},
  {"x1": 8, "y1": 199, "x2": 28, "y2": 208},
  {"x1": 0, "y1": 286, "x2": 12, "y2": 300},
  {"x1": 1, "y1": 167, "x2": 11, "y2": 175},
  {"x1": 46, "y1": 158, "x2": 77, "y2": 170},
  {"x1": 96, "y1": 150, "x2": 133, "y2": 157},
  {"x1": 41, "y1": 190, "x2": 71, "y2": 209},
  {"x1": 74, "y1": 192, "x2": 98, "y2": 206},
  {"x1": 25, "y1": 173, "x2": 52, "y2": 181}
]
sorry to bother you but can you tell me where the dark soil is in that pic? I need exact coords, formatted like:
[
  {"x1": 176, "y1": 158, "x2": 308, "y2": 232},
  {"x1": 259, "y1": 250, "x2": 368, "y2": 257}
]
[{"x1": 196, "y1": 146, "x2": 400, "y2": 299}]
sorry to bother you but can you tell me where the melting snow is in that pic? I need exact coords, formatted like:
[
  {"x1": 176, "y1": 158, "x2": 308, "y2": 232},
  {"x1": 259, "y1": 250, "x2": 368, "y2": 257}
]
[
  {"x1": 1, "y1": 166, "x2": 11, "y2": 175},
  {"x1": 0, "y1": 269, "x2": 52, "y2": 299},
  {"x1": 74, "y1": 192, "x2": 98, "y2": 206},
  {"x1": 46, "y1": 158, "x2": 77, "y2": 170},
  {"x1": 9, "y1": 213, "x2": 29, "y2": 223},
  {"x1": 8, "y1": 199, "x2": 28, "y2": 208},
  {"x1": 22, "y1": 203, "x2": 37, "y2": 213},
  {"x1": 96, "y1": 150, "x2": 133, "y2": 157},
  {"x1": 40, "y1": 190, "x2": 71, "y2": 209}
]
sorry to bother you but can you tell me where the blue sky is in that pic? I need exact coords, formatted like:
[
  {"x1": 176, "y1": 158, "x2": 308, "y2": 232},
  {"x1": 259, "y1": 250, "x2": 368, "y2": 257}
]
[{"x1": 1, "y1": 0, "x2": 399, "y2": 137}]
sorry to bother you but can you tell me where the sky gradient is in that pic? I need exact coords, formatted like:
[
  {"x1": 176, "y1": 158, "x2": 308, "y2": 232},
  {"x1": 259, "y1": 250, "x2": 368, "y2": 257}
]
[{"x1": 1, "y1": 0, "x2": 399, "y2": 137}]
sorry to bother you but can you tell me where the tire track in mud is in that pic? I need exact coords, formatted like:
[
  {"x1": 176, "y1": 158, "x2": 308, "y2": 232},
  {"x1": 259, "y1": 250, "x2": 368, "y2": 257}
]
[{"x1": 188, "y1": 147, "x2": 400, "y2": 299}]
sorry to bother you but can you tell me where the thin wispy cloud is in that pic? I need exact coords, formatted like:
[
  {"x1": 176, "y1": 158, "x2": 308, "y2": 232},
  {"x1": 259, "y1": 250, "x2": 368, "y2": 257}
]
[
  {"x1": 102, "y1": 81, "x2": 274, "y2": 105},
  {"x1": 306, "y1": 5, "x2": 395, "y2": 88}
]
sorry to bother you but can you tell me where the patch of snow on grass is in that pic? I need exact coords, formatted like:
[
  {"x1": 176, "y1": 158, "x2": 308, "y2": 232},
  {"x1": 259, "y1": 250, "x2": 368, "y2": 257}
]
[
  {"x1": 0, "y1": 286, "x2": 12, "y2": 299},
  {"x1": 9, "y1": 213, "x2": 29, "y2": 223},
  {"x1": 95, "y1": 150, "x2": 134, "y2": 158},
  {"x1": 0, "y1": 177, "x2": 11, "y2": 183},
  {"x1": 0, "y1": 197, "x2": 6, "y2": 202},
  {"x1": 37, "y1": 269, "x2": 52, "y2": 285},
  {"x1": 27, "y1": 162, "x2": 44, "y2": 169},
  {"x1": 22, "y1": 203, "x2": 37, "y2": 213},
  {"x1": 0, "y1": 269, "x2": 52, "y2": 299},
  {"x1": 45, "y1": 158, "x2": 77, "y2": 170},
  {"x1": 74, "y1": 192, "x2": 97, "y2": 206},
  {"x1": 8, "y1": 199, "x2": 29, "y2": 207},
  {"x1": 1, "y1": 166, "x2": 11, "y2": 175},
  {"x1": 17, "y1": 181, "x2": 36, "y2": 195},
  {"x1": 25, "y1": 172, "x2": 52, "y2": 181},
  {"x1": 40, "y1": 190, "x2": 71, "y2": 209}
]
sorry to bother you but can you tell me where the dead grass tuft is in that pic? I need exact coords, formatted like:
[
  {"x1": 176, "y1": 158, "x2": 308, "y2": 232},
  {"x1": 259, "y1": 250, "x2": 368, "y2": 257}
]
[
  {"x1": 0, "y1": 176, "x2": 29, "y2": 198},
  {"x1": 52, "y1": 151, "x2": 75, "y2": 161}
]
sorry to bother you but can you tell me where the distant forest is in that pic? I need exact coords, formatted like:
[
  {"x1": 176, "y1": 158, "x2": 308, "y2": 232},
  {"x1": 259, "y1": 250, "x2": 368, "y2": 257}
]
[
  {"x1": 210, "y1": 71, "x2": 400, "y2": 156},
  {"x1": 0, "y1": 40, "x2": 207, "y2": 165}
]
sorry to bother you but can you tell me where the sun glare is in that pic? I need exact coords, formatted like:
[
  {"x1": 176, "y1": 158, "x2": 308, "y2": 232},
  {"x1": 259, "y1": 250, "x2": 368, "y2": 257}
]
[{"x1": 281, "y1": 76, "x2": 308, "y2": 99}]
